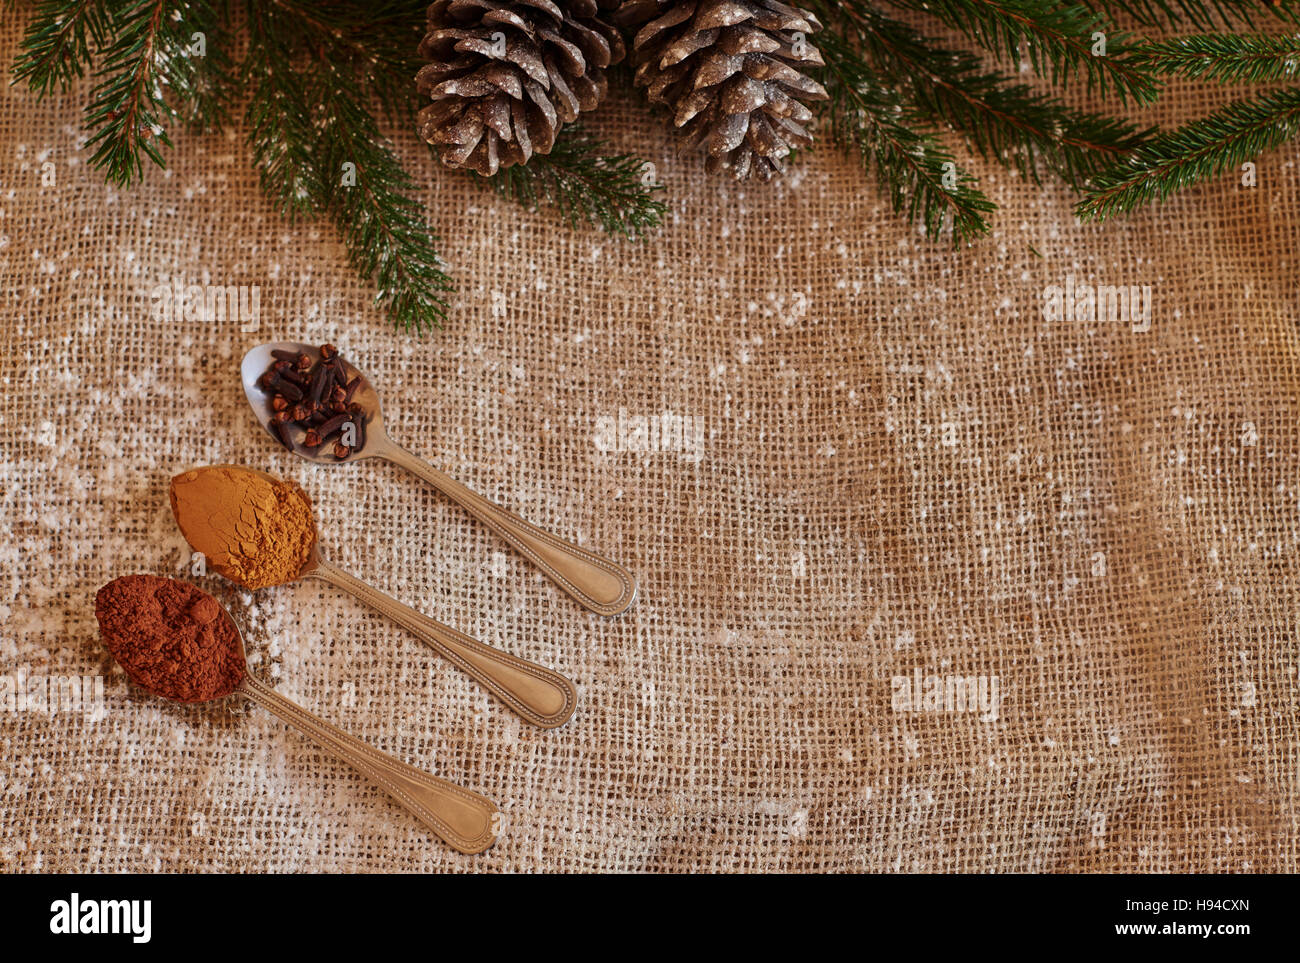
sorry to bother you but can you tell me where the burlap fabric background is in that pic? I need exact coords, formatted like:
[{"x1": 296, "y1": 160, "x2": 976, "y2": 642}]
[{"x1": 1, "y1": 16, "x2": 1297, "y2": 873}]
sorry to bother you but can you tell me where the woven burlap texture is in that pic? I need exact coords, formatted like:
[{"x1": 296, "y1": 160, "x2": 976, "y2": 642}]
[{"x1": 1, "y1": 18, "x2": 1297, "y2": 873}]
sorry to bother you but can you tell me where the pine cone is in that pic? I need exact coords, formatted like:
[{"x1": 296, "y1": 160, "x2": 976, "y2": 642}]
[
  {"x1": 613, "y1": 0, "x2": 827, "y2": 181},
  {"x1": 417, "y1": 0, "x2": 625, "y2": 176}
]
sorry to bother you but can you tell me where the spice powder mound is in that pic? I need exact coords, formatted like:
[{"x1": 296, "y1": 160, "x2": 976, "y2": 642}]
[
  {"x1": 170, "y1": 465, "x2": 316, "y2": 589},
  {"x1": 95, "y1": 575, "x2": 246, "y2": 703}
]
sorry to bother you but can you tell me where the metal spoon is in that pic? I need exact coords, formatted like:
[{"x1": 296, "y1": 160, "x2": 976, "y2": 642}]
[
  {"x1": 172, "y1": 465, "x2": 577, "y2": 729},
  {"x1": 241, "y1": 341, "x2": 638, "y2": 617},
  {"x1": 109, "y1": 581, "x2": 498, "y2": 854}
]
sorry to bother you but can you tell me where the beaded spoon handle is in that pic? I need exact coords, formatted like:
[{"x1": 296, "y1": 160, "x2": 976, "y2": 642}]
[
  {"x1": 381, "y1": 443, "x2": 637, "y2": 617},
  {"x1": 179, "y1": 465, "x2": 579, "y2": 729},
  {"x1": 302, "y1": 558, "x2": 577, "y2": 729},
  {"x1": 238, "y1": 675, "x2": 497, "y2": 854},
  {"x1": 241, "y1": 342, "x2": 638, "y2": 617}
]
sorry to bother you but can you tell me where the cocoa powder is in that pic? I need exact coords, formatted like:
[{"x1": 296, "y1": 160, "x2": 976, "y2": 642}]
[{"x1": 95, "y1": 575, "x2": 246, "y2": 703}]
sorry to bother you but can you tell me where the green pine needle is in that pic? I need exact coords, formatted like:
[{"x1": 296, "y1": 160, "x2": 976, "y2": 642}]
[
  {"x1": 82, "y1": 0, "x2": 177, "y2": 185},
  {"x1": 1077, "y1": 86, "x2": 1300, "y2": 220},
  {"x1": 11, "y1": 0, "x2": 111, "y2": 96},
  {"x1": 837, "y1": 6, "x2": 1150, "y2": 187},
  {"x1": 882, "y1": 0, "x2": 1160, "y2": 104},
  {"x1": 255, "y1": 0, "x2": 427, "y2": 126},
  {"x1": 326, "y1": 85, "x2": 454, "y2": 334},
  {"x1": 1082, "y1": 0, "x2": 1297, "y2": 29},
  {"x1": 80, "y1": 0, "x2": 226, "y2": 187},
  {"x1": 487, "y1": 128, "x2": 667, "y2": 240},
  {"x1": 244, "y1": 23, "x2": 324, "y2": 218},
  {"x1": 245, "y1": 1, "x2": 451, "y2": 332},
  {"x1": 817, "y1": 28, "x2": 995, "y2": 243},
  {"x1": 1130, "y1": 32, "x2": 1300, "y2": 83}
]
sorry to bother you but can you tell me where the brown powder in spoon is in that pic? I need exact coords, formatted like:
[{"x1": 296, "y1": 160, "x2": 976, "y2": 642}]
[
  {"x1": 170, "y1": 465, "x2": 315, "y2": 589},
  {"x1": 95, "y1": 575, "x2": 246, "y2": 703}
]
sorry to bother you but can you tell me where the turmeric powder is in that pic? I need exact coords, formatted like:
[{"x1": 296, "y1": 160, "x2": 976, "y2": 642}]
[{"x1": 170, "y1": 465, "x2": 316, "y2": 589}]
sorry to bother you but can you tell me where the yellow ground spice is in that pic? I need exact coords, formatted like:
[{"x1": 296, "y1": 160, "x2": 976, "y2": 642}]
[{"x1": 170, "y1": 465, "x2": 315, "y2": 589}]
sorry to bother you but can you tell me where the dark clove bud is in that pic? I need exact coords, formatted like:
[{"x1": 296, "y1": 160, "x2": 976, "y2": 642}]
[
  {"x1": 279, "y1": 366, "x2": 308, "y2": 389},
  {"x1": 315, "y1": 412, "x2": 351, "y2": 439},
  {"x1": 309, "y1": 361, "x2": 335, "y2": 406},
  {"x1": 330, "y1": 358, "x2": 348, "y2": 387},
  {"x1": 268, "y1": 374, "x2": 303, "y2": 402},
  {"x1": 271, "y1": 419, "x2": 294, "y2": 451}
]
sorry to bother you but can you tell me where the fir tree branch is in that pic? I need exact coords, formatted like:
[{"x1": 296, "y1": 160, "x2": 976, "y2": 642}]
[
  {"x1": 260, "y1": 0, "x2": 427, "y2": 126},
  {"x1": 320, "y1": 68, "x2": 453, "y2": 333},
  {"x1": 884, "y1": 0, "x2": 1159, "y2": 104},
  {"x1": 817, "y1": 28, "x2": 995, "y2": 243},
  {"x1": 82, "y1": 0, "x2": 225, "y2": 186},
  {"x1": 83, "y1": 0, "x2": 176, "y2": 185},
  {"x1": 12, "y1": 0, "x2": 661, "y2": 334},
  {"x1": 1076, "y1": 86, "x2": 1300, "y2": 220},
  {"x1": 243, "y1": 19, "x2": 324, "y2": 218},
  {"x1": 487, "y1": 127, "x2": 667, "y2": 239},
  {"x1": 11, "y1": 0, "x2": 112, "y2": 96},
  {"x1": 177, "y1": 1, "x2": 235, "y2": 131},
  {"x1": 827, "y1": 5, "x2": 1149, "y2": 186},
  {"x1": 1130, "y1": 32, "x2": 1300, "y2": 83},
  {"x1": 1081, "y1": 0, "x2": 1297, "y2": 29},
  {"x1": 245, "y1": 1, "x2": 451, "y2": 331}
]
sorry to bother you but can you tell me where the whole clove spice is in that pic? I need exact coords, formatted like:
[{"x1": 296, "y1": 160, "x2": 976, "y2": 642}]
[
  {"x1": 279, "y1": 367, "x2": 308, "y2": 389},
  {"x1": 308, "y1": 362, "x2": 332, "y2": 406},
  {"x1": 302, "y1": 412, "x2": 355, "y2": 453},
  {"x1": 263, "y1": 372, "x2": 303, "y2": 402},
  {"x1": 351, "y1": 413, "x2": 366, "y2": 452},
  {"x1": 257, "y1": 343, "x2": 371, "y2": 459}
]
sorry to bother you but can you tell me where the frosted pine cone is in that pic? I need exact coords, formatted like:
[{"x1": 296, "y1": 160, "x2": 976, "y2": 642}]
[
  {"x1": 417, "y1": 0, "x2": 625, "y2": 175},
  {"x1": 612, "y1": 0, "x2": 828, "y2": 181}
]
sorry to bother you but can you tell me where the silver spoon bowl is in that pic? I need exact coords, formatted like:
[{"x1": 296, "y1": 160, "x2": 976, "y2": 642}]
[{"x1": 241, "y1": 341, "x2": 384, "y2": 464}]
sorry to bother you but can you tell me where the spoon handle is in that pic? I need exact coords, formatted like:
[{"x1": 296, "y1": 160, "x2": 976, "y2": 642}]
[
  {"x1": 237, "y1": 675, "x2": 497, "y2": 854},
  {"x1": 380, "y1": 443, "x2": 637, "y2": 617},
  {"x1": 310, "y1": 560, "x2": 577, "y2": 729}
]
